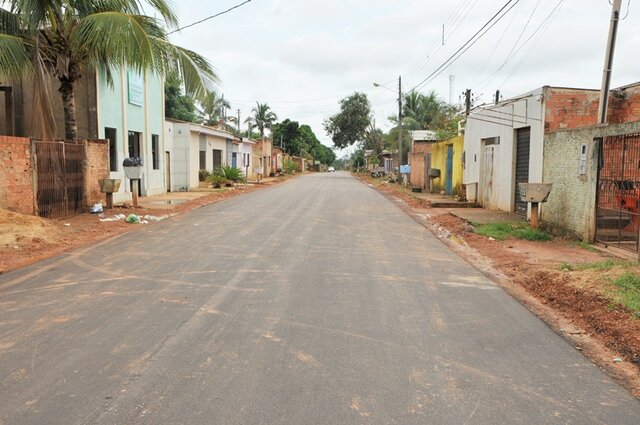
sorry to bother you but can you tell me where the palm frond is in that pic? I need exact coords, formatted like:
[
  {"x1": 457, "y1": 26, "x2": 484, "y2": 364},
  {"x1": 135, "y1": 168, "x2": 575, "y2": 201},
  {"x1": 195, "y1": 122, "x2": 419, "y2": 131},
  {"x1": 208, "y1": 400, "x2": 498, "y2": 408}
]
[{"x1": 0, "y1": 34, "x2": 34, "y2": 78}]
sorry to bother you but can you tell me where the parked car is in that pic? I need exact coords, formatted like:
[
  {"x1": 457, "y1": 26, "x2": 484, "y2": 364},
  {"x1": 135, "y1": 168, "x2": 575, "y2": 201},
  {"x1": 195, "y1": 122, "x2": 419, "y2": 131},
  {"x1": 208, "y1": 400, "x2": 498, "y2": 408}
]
[{"x1": 328, "y1": 166, "x2": 335, "y2": 172}]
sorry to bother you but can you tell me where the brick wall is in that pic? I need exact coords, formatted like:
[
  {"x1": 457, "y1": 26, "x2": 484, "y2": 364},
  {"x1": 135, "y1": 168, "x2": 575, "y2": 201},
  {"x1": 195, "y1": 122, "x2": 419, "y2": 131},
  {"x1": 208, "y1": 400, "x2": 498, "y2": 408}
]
[
  {"x1": 543, "y1": 121, "x2": 640, "y2": 241},
  {"x1": 0, "y1": 136, "x2": 35, "y2": 215},
  {"x1": 545, "y1": 84, "x2": 640, "y2": 131},
  {"x1": 83, "y1": 139, "x2": 109, "y2": 207}
]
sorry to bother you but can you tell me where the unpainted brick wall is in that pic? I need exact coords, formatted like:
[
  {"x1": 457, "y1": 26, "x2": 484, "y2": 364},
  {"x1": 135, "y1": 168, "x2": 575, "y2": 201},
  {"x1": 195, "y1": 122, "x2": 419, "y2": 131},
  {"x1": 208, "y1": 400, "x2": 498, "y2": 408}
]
[
  {"x1": 83, "y1": 140, "x2": 109, "y2": 207},
  {"x1": 0, "y1": 136, "x2": 35, "y2": 215},
  {"x1": 545, "y1": 84, "x2": 640, "y2": 131}
]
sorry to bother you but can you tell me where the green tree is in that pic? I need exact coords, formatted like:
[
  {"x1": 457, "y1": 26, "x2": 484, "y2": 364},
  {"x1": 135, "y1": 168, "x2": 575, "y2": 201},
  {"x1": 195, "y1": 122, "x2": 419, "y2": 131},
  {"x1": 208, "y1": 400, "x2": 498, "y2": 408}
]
[
  {"x1": 165, "y1": 70, "x2": 197, "y2": 122},
  {"x1": 0, "y1": 0, "x2": 217, "y2": 140},
  {"x1": 324, "y1": 92, "x2": 371, "y2": 149},
  {"x1": 250, "y1": 102, "x2": 277, "y2": 138},
  {"x1": 272, "y1": 119, "x2": 301, "y2": 155},
  {"x1": 198, "y1": 90, "x2": 230, "y2": 127}
]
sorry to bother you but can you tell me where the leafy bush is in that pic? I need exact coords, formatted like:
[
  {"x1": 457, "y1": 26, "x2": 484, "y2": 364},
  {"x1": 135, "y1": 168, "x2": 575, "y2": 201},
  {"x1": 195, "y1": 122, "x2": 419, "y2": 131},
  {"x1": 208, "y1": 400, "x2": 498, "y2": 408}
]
[
  {"x1": 216, "y1": 165, "x2": 246, "y2": 183},
  {"x1": 199, "y1": 169, "x2": 212, "y2": 182},
  {"x1": 207, "y1": 174, "x2": 227, "y2": 188},
  {"x1": 284, "y1": 159, "x2": 298, "y2": 174}
]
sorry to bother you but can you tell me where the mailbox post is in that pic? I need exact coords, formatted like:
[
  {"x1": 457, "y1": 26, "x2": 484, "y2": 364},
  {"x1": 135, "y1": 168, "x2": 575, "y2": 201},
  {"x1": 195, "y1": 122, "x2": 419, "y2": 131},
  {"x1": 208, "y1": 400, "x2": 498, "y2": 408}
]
[
  {"x1": 98, "y1": 178, "x2": 121, "y2": 209},
  {"x1": 518, "y1": 183, "x2": 553, "y2": 229},
  {"x1": 123, "y1": 157, "x2": 143, "y2": 207}
]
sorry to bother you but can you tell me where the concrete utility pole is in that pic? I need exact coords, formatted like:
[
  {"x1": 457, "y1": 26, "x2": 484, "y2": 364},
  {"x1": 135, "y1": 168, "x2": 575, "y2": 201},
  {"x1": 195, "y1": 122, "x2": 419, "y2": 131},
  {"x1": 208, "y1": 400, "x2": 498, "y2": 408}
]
[
  {"x1": 598, "y1": 0, "x2": 622, "y2": 124},
  {"x1": 397, "y1": 76, "x2": 404, "y2": 184},
  {"x1": 495, "y1": 89, "x2": 500, "y2": 105},
  {"x1": 237, "y1": 109, "x2": 241, "y2": 134}
]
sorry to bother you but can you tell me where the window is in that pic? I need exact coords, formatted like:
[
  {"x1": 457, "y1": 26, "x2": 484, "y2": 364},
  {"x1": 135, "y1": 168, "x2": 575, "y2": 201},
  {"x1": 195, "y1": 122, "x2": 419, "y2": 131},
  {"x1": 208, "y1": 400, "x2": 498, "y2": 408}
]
[
  {"x1": 152, "y1": 134, "x2": 159, "y2": 170},
  {"x1": 199, "y1": 134, "x2": 206, "y2": 170},
  {"x1": 105, "y1": 127, "x2": 117, "y2": 171},
  {"x1": 483, "y1": 136, "x2": 500, "y2": 146},
  {"x1": 128, "y1": 131, "x2": 141, "y2": 162}
]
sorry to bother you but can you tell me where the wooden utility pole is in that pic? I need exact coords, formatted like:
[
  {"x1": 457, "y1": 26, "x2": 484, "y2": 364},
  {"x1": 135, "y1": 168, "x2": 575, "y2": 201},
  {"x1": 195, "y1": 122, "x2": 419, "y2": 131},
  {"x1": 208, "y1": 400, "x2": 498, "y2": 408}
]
[{"x1": 598, "y1": 0, "x2": 622, "y2": 124}]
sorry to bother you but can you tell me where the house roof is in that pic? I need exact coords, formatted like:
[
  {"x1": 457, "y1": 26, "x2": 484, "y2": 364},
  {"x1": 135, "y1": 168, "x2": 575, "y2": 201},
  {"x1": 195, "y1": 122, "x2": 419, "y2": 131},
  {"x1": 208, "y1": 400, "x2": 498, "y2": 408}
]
[{"x1": 165, "y1": 118, "x2": 238, "y2": 140}]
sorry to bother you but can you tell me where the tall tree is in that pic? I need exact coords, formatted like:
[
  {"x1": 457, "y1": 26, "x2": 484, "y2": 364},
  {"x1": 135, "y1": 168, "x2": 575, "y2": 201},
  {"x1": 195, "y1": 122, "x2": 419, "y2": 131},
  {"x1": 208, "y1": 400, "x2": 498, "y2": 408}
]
[
  {"x1": 250, "y1": 102, "x2": 277, "y2": 138},
  {"x1": 199, "y1": 90, "x2": 230, "y2": 127},
  {"x1": 324, "y1": 92, "x2": 371, "y2": 149},
  {"x1": 0, "y1": 0, "x2": 217, "y2": 140},
  {"x1": 165, "y1": 70, "x2": 197, "y2": 122}
]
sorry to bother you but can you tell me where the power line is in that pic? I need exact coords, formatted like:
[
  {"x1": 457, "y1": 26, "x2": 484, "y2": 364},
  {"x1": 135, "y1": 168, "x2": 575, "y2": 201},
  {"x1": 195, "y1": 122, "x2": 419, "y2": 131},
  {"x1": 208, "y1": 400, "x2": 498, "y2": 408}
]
[
  {"x1": 167, "y1": 0, "x2": 255, "y2": 35},
  {"x1": 410, "y1": 0, "x2": 521, "y2": 93}
]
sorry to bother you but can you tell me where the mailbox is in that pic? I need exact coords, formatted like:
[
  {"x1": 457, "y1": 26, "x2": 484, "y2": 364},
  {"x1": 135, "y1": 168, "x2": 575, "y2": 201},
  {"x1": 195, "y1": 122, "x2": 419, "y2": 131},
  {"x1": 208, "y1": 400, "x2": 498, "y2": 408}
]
[
  {"x1": 123, "y1": 157, "x2": 143, "y2": 180},
  {"x1": 518, "y1": 183, "x2": 552, "y2": 203}
]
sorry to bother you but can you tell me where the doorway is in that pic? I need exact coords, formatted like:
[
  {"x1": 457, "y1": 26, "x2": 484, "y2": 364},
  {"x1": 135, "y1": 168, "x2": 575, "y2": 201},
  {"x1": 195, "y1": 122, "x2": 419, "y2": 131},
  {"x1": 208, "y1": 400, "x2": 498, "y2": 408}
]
[{"x1": 514, "y1": 127, "x2": 531, "y2": 215}]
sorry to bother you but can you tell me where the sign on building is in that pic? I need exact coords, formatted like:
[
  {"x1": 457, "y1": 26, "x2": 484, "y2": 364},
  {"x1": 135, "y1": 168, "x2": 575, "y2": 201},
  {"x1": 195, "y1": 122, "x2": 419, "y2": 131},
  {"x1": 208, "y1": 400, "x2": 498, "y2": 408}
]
[{"x1": 128, "y1": 71, "x2": 144, "y2": 106}]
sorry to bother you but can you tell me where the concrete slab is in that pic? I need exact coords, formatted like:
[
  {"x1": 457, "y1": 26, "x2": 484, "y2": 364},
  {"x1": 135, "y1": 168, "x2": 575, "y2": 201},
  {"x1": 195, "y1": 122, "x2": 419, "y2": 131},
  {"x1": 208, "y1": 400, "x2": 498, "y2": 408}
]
[
  {"x1": 134, "y1": 191, "x2": 212, "y2": 210},
  {"x1": 448, "y1": 207, "x2": 526, "y2": 224}
]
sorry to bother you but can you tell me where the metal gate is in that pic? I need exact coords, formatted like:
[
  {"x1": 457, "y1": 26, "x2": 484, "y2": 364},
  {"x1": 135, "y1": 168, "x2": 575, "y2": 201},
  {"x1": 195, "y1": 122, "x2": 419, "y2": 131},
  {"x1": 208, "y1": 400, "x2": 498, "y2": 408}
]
[
  {"x1": 595, "y1": 134, "x2": 640, "y2": 252},
  {"x1": 35, "y1": 141, "x2": 84, "y2": 218},
  {"x1": 514, "y1": 127, "x2": 531, "y2": 215}
]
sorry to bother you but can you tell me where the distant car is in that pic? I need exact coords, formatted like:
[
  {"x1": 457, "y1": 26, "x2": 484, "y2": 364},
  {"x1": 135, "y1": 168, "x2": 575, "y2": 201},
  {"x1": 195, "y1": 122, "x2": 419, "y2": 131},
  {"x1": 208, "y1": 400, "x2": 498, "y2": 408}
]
[{"x1": 328, "y1": 166, "x2": 335, "y2": 172}]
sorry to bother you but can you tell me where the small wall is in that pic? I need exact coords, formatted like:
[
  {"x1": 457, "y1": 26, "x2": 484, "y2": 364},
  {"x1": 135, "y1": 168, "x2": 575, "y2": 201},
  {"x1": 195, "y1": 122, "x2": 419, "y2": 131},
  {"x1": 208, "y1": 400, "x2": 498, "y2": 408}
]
[
  {"x1": 0, "y1": 135, "x2": 35, "y2": 215},
  {"x1": 83, "y1": 139, "x2": 109, "y2": 207},
  {"x1": 543, "y1": 121, "x2": 640, "y2": 241}
]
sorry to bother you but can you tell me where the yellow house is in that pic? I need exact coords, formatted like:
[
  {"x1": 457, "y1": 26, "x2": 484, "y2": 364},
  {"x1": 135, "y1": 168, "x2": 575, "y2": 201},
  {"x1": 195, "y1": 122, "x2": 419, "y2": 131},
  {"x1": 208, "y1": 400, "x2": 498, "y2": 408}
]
[{"x1": 430, "y1": 135, "x2": 464, "y2": 196}]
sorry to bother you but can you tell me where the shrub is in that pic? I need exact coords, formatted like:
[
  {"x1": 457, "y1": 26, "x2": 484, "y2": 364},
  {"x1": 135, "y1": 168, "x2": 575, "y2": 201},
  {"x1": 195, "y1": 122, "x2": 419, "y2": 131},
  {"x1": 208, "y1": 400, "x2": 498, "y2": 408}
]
[
  {"x1": 199, "y1": 169, "x2": 211, "y2": 182},
  {"x1": 284, "y1": 159, "x2": 298, "y2": 174},
  {"x1": 216, "y1": 165, "x2": 246, "y2": 184}
]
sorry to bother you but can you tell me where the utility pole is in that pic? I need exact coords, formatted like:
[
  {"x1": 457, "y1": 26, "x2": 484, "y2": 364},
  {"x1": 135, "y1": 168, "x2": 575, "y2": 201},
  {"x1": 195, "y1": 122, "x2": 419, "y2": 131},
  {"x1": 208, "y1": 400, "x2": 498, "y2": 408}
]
[
  {"x1": 598, "y1": 0, "x2": 622, "y2": 124},
  {"x1": 397, "y1": 75, "x2": 403, "y2": 184},
  {"x1": 221, "y1": 93, "x2": 226, "y2": 126},
  {"x1": 495, "y1": 89, "x2": 501, "y2": 105},
  {"x1": 237, "y1": 109, "x2": 241, "y2": 134},
  {"x1": 449, "y1": 75, "x2": 455, "y2": 104},
  {"x1": 464, "y1": 89, "x2": 472, "y2": 116}
]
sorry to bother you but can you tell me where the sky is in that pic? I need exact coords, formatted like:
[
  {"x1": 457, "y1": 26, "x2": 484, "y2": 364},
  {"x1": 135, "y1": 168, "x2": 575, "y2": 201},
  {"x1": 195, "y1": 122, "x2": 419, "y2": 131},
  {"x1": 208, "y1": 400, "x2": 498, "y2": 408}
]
[{"x1": 167, "y1": 0, "x2": 640, "y2": 156}]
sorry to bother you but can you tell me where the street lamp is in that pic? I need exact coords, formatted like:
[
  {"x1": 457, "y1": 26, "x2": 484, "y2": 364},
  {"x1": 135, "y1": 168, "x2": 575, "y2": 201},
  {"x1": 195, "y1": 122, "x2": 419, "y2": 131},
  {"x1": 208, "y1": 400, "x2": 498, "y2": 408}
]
[{"x1": 373, "y1": 76, "x2": 402, "y2": 184}]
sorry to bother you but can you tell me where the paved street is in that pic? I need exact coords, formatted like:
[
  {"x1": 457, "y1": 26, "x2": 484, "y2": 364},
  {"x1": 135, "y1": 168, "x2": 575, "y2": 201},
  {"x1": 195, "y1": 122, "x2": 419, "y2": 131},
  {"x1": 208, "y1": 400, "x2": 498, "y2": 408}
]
[{"x1": 0, "y1": 172, "x2": 639, "y2": 424}]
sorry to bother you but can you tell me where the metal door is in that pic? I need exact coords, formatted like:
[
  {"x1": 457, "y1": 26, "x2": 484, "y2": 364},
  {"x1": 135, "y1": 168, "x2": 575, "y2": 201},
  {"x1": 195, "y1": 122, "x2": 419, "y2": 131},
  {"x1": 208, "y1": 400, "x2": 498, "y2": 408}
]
[
  {"x1": 595, "y1": 134, "x2": 640, "y2": 252},
  {"x1": 515, "y1": 127, "x2": 531, "y2": 215},
  {"x1": 165, "y1": 151, "x2": 171, "y2": 192},
  {"x1": 482, "y1": 145, "x2": 494, "y2": 207},
  {"x1": 35, "y1": 141, "x2": 84, "y2": 218},
  {"x1": 212, "y1": 149, "x2": 222, "y2": 169},
  {"x1": 445, "y1": 145, "x2": 454, "y2": 195}
]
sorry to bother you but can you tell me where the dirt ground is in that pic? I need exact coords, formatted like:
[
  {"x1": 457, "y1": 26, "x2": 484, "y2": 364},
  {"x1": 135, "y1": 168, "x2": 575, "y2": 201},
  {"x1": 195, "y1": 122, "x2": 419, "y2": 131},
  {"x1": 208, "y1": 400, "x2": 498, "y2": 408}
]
[
  {"x1": 358, "y1": 173, "x2": 640, "y2": 397},
  {"x1": 0, "y1": 178, "x2": 288, "y2": 274}
]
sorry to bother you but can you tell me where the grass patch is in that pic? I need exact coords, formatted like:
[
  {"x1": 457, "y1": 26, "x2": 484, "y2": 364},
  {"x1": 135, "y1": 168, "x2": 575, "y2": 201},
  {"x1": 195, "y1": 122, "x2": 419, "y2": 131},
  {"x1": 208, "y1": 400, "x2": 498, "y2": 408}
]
[
  {"x1": 574, "y1": 259, "x2": 626, "y2": 271},
  {"x1": 611, "y1": 272, "x2": 640, "y2": 317},
  {"x1": 474, "y1": 222, "x2": 551, "y2": 241},
  {"x1": 576, "y1": 241, "x2": 599, "y2": 253}
]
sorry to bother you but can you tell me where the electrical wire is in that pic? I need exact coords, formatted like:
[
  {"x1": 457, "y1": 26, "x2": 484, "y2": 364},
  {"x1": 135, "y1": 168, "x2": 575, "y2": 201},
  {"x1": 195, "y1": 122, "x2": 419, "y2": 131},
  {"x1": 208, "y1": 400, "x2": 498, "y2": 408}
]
[
  {"x1": 474, "y1": 0, "x2": 565, "y2": 92},
  {"x1": 167, "y1": 0, "x2": 255, "y2": 35},
  {"x1": 410, "y1": 0, "x2": 521, "y2": 93}
]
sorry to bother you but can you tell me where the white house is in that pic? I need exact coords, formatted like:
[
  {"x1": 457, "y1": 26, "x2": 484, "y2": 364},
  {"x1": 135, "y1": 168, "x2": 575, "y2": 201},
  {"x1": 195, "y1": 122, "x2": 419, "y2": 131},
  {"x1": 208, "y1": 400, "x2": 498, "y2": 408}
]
[
  {"x1": 165, "y1": 119, "x2": 243, "y2": 191},
  {"x1": 463, "y1": 88, "x2": 545, "y2": 215}
]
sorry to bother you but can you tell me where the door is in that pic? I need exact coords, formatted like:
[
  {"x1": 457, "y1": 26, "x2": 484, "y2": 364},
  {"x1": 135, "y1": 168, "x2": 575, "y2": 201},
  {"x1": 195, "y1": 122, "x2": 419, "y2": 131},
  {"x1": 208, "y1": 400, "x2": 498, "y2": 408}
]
[
  {"x1": 165, "y1": 151, "x2": 171, "y2": 192},
  {"x1": 424, "y1": 153, "x2": 431, "y2": 192},
  {"x1": 212, "y1": 149, "x2": 222, "y2": 169},
  {"x1": 595, "y1": 134, "x2": 640, "y2": 252},
  {"x1": 127, "y1": 131, "x2": 142, "y2": 195},
  {"x1": 514, "y1": 127, "x2": 531, "y2": 215},
  {"x1": 445, "y1": 145, "x2": 454, "y2": 195},
  {"x1": 482, "y1": 145, "x2": 494, "y2": 207},
  {"x1": 232, "y1": 152, "x2": 237, "y2": 168}
]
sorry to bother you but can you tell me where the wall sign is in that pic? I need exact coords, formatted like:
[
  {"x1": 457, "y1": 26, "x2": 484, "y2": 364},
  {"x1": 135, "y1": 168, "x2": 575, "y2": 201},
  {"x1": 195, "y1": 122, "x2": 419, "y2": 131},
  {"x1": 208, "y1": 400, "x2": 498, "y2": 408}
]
[{"x1": 127, "y1": 71, "x2": 144, "y2": 106}]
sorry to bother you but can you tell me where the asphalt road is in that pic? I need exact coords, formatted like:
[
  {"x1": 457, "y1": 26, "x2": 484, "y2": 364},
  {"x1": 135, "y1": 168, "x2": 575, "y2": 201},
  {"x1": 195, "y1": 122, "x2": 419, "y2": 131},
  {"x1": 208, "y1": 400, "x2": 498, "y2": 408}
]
[{"x1": 1, "y1": 172, "x2": 639, "y2": 424}]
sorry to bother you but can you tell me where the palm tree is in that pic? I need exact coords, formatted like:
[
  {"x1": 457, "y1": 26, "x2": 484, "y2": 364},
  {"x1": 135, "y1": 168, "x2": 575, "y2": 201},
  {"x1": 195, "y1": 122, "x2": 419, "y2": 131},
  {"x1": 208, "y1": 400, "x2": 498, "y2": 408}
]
[
  {"x1": 199, "y1": 90, "x2": 230, "y2": 127},
  {"x1": 251, "y1": 102, "x2": 277, "y2": 139},
  {"x1": 402, "y1": 90, "x2": 444, "y2": 130},
  {"x1": 0, "y1": 0, "x2": 217, "y2": 140}
]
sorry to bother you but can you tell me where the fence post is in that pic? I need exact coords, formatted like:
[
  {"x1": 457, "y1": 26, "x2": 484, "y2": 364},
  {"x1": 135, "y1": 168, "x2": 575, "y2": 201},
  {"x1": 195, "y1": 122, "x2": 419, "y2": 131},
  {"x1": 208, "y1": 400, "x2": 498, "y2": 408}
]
[
  {"x1": 82, "y1": 140, "x2": 89, "y2": 209},
  {"x1": 30, "y1": 139, "x2": 39, "y2": 216}
]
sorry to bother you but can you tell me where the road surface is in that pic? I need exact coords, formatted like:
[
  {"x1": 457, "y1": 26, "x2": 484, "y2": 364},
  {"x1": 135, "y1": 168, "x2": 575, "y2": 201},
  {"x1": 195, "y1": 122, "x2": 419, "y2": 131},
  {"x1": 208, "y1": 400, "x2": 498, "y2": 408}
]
[{"x1": 0, "y1": 172, "x2": 638, "y2": 424}]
